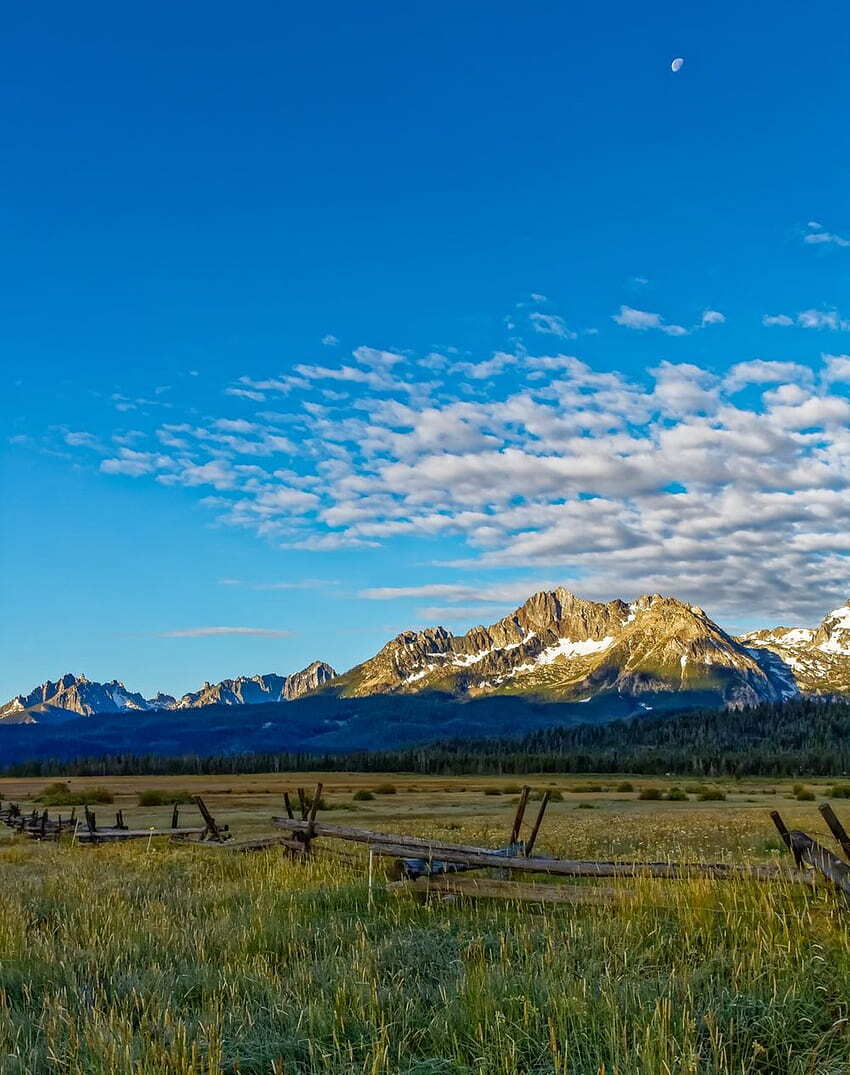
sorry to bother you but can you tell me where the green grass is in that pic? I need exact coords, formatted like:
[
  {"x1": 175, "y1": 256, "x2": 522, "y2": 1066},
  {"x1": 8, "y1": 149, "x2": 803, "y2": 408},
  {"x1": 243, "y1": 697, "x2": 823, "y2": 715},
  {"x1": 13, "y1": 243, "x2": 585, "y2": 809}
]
[
  {"x1": 137, "y1": 789, "x2": 196, "y2": 806},
  {"x1": 1, "y1": 839, "x2": 848, "y2": 1074},
  {"x1": 2, "y1": 773, "x2": 850, "y2": 1073},
  {"x1": 34, "y1": 781, "x2": 114, "y2": 806}
]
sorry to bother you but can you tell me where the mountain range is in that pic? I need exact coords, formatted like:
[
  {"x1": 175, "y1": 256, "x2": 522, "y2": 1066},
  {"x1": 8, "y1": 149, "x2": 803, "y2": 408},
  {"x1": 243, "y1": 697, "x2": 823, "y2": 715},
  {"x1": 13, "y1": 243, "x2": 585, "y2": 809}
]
[
  {"x1": 2, "y1": 590, "x2": 848, "y2": 753},
  {"x1": 0, "y1": 661, "x2": 336, "y2": 725}
]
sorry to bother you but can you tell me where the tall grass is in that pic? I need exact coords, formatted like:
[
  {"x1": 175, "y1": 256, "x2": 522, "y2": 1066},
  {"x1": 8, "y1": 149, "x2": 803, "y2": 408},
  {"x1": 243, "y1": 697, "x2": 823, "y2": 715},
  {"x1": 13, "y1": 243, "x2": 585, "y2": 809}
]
[{"x1": 0, "y1": 812, "x2": 849, "y2": 1073}]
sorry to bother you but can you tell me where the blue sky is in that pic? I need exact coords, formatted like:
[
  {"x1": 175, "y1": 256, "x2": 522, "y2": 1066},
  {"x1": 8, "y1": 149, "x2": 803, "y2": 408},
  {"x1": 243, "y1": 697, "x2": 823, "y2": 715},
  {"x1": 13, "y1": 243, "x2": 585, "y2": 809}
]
[{"x1": 2, "y1": 1, "x2": 849, "y2": 700}]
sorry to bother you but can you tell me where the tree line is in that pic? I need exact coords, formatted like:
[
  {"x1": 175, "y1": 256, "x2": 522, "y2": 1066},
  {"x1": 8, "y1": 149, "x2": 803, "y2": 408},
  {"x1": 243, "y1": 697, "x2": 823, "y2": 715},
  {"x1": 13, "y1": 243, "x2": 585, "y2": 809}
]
[{"x1": 3, "y1": 697, "x2": 850, "y2": 778}]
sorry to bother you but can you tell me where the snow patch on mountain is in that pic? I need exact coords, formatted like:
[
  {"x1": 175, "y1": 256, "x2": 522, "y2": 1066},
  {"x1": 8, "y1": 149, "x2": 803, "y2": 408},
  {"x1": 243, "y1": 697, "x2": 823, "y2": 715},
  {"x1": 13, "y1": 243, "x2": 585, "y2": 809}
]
[{"x1": 535, "y1": 636, "x2": 614, "y2": 665}]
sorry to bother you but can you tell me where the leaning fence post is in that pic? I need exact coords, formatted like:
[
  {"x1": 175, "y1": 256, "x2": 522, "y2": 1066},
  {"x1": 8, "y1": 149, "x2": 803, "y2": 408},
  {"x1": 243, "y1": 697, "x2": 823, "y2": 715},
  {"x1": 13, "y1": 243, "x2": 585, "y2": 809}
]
[
  {"x1": 193, "y1": 795, "x2": 225, "y2": 842},
  {"x1": 818, "y1": 802, "x2": 850, "y2": 863},
  {"x1": 84, "y1": 804, "x2": 98, "y2": 844},
  {"x1": 525, "y1": 791, "x2": 551, "y2": 857},
  {"x1": 509, "y1": 786, "x2": 531, "y2": 846},
  {"x1": 303, "y1": 782, "x2": 323, "y2": 855},
  {"x1": 770, "y1": 810, "x2": 792, "y2": 850}
]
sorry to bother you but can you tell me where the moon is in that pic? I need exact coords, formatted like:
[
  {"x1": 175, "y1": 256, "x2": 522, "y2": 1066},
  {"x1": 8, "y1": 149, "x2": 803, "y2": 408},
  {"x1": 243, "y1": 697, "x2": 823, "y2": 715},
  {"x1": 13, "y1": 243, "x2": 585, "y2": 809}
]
[{"x1": 671, "y1": 57, "x2": 684, "y2": 72}]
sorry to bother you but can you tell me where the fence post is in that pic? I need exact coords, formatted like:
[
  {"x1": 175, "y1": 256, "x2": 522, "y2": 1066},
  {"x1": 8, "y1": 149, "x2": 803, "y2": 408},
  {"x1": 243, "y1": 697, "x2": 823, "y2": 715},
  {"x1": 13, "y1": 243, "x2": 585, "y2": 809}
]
[
  {"x1": 509, "y1": 786, "x2": 531, "y2": 846},
  {"x1": 525, "y1": 791, "x2": 551, "y2": 857},
  {"x1": 819, "y1": 803, "x2": 850, "y2": 863}
]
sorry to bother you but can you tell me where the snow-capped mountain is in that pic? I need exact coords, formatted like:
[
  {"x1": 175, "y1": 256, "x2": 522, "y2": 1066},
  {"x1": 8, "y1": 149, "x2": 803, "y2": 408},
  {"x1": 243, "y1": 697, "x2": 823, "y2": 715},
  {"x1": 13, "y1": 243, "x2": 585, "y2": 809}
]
[
  {"x1": 0, "y1": 662, "x2": 337, "y2": 724},
  {"x1": 333, "y1": 589, "x2": 800, "y2": 707},
  {"x1": 0, "y1": 674, "x2": 154, "y2": 725},
  {"x1": 5, "y1": 592, "x2": 849, "y2": 731},
  {"x1": 740, "y1": 601, "x2": 850, "y2": 694}
]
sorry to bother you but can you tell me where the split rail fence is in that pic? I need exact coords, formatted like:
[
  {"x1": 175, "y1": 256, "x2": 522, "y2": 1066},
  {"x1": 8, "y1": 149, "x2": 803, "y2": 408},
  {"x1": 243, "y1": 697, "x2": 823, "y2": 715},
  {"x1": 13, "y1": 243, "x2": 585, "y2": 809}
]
[
  {"x1": 4, "y1": 782, "x2": 850, "y2": 910},
  {"x1": 0, "y1": 796, "x2": 230, "y2": 844},
  {"x1": 270, "y1": 783, "x2": 850, "y2": 909}
]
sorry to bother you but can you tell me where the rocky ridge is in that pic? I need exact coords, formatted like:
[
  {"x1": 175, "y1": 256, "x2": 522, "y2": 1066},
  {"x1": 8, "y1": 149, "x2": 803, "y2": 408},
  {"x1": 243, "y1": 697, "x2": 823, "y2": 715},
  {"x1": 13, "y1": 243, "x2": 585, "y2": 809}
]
[
  {"x1": 739, "y1": 602, "x2": 850, "y2": 694},
  {"x1": 0, "y1": 661, "x2": 337, "y2": 724},
  {"x1": 5, "y1": 591, "x2": 850, "y2": 727},
  {"x1": 333, "y1": 588, "x2": 801, "y2": 707},
  {"x1": 172, "y1": 662, "x2": 336, "y2": 709}
]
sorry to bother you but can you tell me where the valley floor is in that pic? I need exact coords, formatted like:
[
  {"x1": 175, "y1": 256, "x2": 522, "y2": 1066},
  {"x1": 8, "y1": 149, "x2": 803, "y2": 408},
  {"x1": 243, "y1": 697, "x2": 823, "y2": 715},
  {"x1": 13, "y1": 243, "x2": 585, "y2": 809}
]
[{"x1": 1, "y1": 773, "x2": 849, "y2": 1074}]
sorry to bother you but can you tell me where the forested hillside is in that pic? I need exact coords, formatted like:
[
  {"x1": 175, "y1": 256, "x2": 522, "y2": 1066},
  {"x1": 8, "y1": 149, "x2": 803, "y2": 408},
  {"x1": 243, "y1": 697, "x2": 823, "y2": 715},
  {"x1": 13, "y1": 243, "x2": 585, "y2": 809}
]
[{"x1": 5, "y1": 697, "x2": 850, "y2": 778}]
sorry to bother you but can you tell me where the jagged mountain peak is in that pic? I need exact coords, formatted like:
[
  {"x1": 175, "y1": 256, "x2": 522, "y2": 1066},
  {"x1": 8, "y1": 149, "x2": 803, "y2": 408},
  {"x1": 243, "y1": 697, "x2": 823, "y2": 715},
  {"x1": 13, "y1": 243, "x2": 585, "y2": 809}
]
[
  {"x1": 5, "y1": 592, "x2": 849, "y2": 733},
  {"x1": 335, "y1": 587, "x2": 790, "y2": 707},
  {"x1": 741, "y1": 598, "x2": 850, "y2": 694},
  {"x1": 0, "y1": 660, "x2": 337, "y2": 724}
]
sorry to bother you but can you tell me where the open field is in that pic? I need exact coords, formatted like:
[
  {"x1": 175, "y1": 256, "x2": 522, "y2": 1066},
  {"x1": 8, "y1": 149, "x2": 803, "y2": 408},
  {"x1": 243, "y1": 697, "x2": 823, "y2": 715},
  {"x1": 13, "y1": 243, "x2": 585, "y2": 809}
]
[{"x1": 2, "y1": 772, "x2": 850, "y2": 1073}]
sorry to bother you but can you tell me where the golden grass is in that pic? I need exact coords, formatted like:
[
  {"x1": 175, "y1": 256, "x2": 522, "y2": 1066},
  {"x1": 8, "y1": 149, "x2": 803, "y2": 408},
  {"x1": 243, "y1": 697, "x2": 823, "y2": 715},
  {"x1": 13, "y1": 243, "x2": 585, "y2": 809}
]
[{"x1": 1, "y1": 772, "x2": 849, "y2": 1073}]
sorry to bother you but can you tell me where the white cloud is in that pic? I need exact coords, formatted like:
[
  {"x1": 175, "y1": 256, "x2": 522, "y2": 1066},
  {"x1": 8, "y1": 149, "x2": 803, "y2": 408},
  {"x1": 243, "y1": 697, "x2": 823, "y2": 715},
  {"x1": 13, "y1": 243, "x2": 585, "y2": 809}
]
[
  {"x1": 353, "y1": 345, "x2": 405, "y2": 368},
  {"x1": 804, "y1": 223, "x2": 850, "y2": 248},
  {"x1": 450, "y1": 351, "x2": 518, "y2": 380},
  {"x1": 724, "y1": 360, "x2": 814, "y2": 393},
  {"x1": 823, "y1": 354, "x2": 850, "y2": 384},
  {"x1": 701, "y1": 309, "x2": 726, "y2": 326},
  {"x1": 218, "y1": 577, "x2": 336, "y2": 590},
  {"x1": 64, "y1": 431, "x2": 103, "y2": 450},
  {"x1": 321, "y1": 334, "x2": 339, "y2": 346},
  {"x1": 66, "y1": 343, "x2": 850, "y2": 623},
  {"x1": 612, "y1": 306, "x2": 688, "y2": 336},
  {"x1": 360, "y1": 583, "x2": 484, "y2": 600},
  {"x1": 764, "y1": 310, "x2": 850, "y2": 331},
  {"x1": 530, "y1": 312, "x2": 576, "y2": 339},
  {"x1": 100, "y1": 449, "x2": 173, "y2": 477},
  {"x1": 161, "y1": 460, "x2": 239, "y2": 490},
  {"x1": 651, "y1": 361, "x2": 718, "y2": 414},
  {"x1": 226, "y1": 387, "x2": 267, "y2": 402},
  {"x1": 797, "y1": 309, "x2": 850, "y2": 331}
]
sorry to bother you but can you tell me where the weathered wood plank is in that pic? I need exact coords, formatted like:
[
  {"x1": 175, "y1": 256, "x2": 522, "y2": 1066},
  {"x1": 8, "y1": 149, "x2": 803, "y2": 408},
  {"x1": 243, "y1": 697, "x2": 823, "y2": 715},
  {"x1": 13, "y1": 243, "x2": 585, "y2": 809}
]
[
  {"x1": 818, "y1": 803, "x2": 850, "y2": 863},
  {"x1": 370, "y1": 841, "x2": 806, "y2": 882},
  {"x1": 271, "y1": 818, "x2": 802, "y2": 881},
  {"x1": 789, "y1": 830, "x2": 850, "y2": 904},
  {"x1": 76, "y1": 827, "x2": 206, "y2": 842},
  {"x1": 272, "y1": 819, "x2": 520, "y2": 857}
]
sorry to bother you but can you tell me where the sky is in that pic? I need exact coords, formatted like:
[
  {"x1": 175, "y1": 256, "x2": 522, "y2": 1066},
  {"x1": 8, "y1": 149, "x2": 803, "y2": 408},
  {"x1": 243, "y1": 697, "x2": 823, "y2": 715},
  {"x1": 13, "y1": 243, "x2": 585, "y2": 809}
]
[{"x1": 2, "y1": 1, "x2": 849, "y2": 700}]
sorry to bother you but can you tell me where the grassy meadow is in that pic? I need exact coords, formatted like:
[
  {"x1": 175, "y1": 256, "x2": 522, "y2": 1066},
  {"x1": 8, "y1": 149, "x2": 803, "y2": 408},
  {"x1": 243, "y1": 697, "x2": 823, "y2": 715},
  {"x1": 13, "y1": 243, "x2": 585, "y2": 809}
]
[{"x1": 1, "y1": 772, "x2": 850, "y2": 1074}]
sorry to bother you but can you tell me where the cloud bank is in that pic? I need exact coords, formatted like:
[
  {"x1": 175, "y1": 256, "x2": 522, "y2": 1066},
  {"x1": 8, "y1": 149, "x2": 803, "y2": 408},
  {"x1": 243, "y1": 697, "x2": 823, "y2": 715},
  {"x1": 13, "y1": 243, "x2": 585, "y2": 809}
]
[{"x1": 66, "y1": 342, "x2": 850, "y2": 625}]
